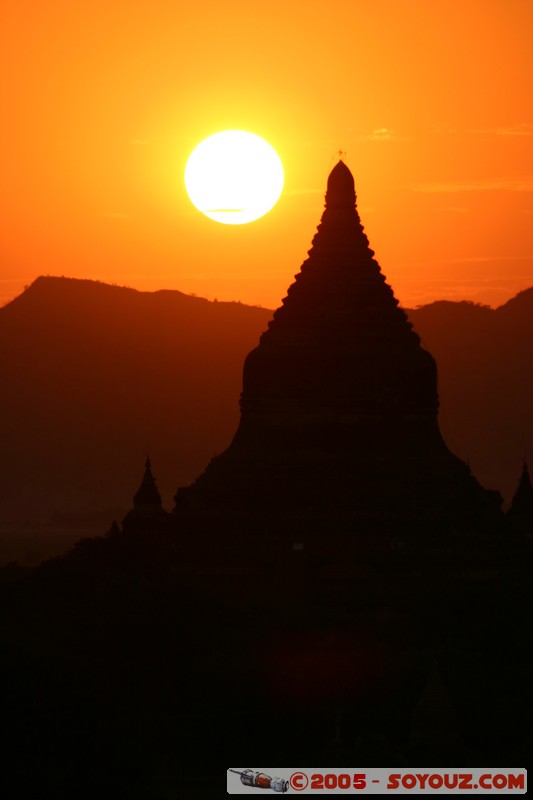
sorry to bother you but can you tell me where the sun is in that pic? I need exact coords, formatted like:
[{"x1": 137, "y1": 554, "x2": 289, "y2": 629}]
[{"x1": 184, "y1": 130, "x2": 284, "y2": 225}]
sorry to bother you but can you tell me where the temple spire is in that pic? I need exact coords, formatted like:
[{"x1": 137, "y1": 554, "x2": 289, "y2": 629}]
[
  {"x1": 325, "y1": 159, "x2": 356, "y2": 208},
  {"x1": 174, "y1": 159, "x2": 502, "y2": 522},
  {"x1": 238, "y1": 159, "x2": 437, "y2": 420},
  {"x1": 133, "y1": 455, "x2": 162, "y2": 509},
  {"x1": 510, "y1": 459, "x2": 533, "y2": 520},
  {"x1": 122, "y1": 454, "x2": 169, "y2": 534}
]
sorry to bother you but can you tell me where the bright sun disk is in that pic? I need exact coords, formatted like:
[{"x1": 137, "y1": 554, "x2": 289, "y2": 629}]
[{"x1": 184, "y1": 130, "x2": 284, "y2": 225}]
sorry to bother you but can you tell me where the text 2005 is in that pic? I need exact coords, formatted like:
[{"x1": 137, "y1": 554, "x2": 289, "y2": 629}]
[{"x1": 310, "y1": 774, "x2": 367, "y2": 790}]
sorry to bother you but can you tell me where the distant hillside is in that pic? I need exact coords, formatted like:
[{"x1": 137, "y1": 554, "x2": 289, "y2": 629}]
[
  {"x1": 0, "y1": 277, "x2": 271, "y2": 559},
  {"x1": 0, "y1": 277, "x2": 531, "y2": 562},
  {"x1": 407, "y1": 290, "x2": 533, "y2": 506}
]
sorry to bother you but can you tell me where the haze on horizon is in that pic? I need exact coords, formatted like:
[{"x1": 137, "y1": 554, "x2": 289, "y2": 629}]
[{"x1": 1, "y1": 0, "x2": 532, "y2": 310}]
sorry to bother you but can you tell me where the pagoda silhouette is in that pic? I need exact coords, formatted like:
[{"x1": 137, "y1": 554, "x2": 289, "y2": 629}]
[
  {"x1": 169, "y1": 161, "x2": 503, "y2": 592},
  {"x1": 146, "y1": 160, "x2": 517, "y2": 761},
  {"x1": 2, "y1": 161, "x2": 525, "y2": 787},
  {"x1": 122, "y1": 456, "x2": 169, "y2": 534}
]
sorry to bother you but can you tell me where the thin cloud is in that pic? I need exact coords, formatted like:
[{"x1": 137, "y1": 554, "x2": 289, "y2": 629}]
[
  {"x1": 409, "y1": 176, "x2": 533, "y2": 193},
  {"x1": 467, "y1": 123, "x2": 533, "y2": 137},
  {"x1": 429, "y1": 124, "x2": 533, "y2": 138},
  {"x1": 395, "y1": 255, "x2": 533, "y2": 267},
  {"x1": 355, "y1": 127, "x2": 411, "y2": 143}
]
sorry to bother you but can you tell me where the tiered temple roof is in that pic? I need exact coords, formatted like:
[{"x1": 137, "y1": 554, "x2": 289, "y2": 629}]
[
  {"x1": 174, "y1": 161, "x2": 501, "y2": 531},
  {"x1": 123, "y1": 456, "x2": 168, "y2": 533}
]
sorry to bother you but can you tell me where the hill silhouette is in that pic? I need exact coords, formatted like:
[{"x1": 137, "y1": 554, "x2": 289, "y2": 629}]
[
  {"x1": 0, "y1": 276, "x2": 531, "y2": 562},
  {"x1": 409, "y1": 291, "x2": 533, "y2": 501}
]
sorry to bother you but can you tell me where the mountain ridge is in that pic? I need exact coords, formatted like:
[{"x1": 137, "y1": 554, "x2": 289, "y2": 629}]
[{"x1": 1, "y1": 276, "x2": 531, "y2": 562}]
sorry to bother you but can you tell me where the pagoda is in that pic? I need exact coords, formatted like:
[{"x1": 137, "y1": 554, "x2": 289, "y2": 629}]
[
  {"x1": 124, "y1": 162, "x2": 513, "y2": 760},
  {"x1": 508, "y1": 459, "x2": 533, "y2": 536},
  {"x1": 173, "y1": 161, "x2": 502, "y2": 556},
  {"x1": 122, "y1": 456, "x2": 169, "y2": 533}
]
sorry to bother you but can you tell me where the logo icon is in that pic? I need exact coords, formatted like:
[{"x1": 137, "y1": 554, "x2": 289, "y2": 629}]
[{"x1": 228, "y1": 769, "x2": 289, "y2": 793}]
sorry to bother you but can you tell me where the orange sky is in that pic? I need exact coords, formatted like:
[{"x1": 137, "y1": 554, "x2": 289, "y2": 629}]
[{"x1": 1, "y1": 0, "x2": 532, "y2": 310}]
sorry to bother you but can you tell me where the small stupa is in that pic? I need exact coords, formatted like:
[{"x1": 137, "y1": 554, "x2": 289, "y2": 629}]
[{"x1": 122, "y1": 457, "x2": 169, "y2": 533}]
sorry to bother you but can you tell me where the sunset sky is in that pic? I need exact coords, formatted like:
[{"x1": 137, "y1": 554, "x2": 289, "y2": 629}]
[{"x1": 1, "y1": 0, "x2": 532, "y2": 310}]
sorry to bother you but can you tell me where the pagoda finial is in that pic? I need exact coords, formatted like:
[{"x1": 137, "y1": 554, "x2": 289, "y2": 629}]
[
  {"x1": 133, "y1": 455, "x2": 162, "y2": 509},
  {"x1": 325, "y1": 159, "x2": 356, "y2": 208}
]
